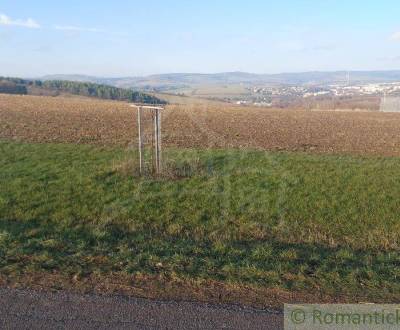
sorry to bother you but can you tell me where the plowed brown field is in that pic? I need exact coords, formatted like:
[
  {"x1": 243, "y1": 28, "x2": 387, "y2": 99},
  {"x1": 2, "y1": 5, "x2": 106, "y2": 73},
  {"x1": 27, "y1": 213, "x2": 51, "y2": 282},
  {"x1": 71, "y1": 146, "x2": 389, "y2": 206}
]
[{"x1": 1, "y1": 94, "x2": 400, "y2": 156}]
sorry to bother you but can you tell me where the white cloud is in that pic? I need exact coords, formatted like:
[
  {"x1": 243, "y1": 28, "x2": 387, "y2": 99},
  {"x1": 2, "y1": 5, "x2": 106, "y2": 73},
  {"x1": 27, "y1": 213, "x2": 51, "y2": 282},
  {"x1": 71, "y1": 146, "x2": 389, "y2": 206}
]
[
  {"x1": 0, "y1": 13, "x2": 40, "y2": 28},
  {"x1": 55, "y1": 25, "x2": 104, "y2": 33},
  {"x1": 0, "y1": 14, "x2": 104, "y2": 33},
  {"x1": 390, "y1": 31, "x2": 400, "y2": 41}
]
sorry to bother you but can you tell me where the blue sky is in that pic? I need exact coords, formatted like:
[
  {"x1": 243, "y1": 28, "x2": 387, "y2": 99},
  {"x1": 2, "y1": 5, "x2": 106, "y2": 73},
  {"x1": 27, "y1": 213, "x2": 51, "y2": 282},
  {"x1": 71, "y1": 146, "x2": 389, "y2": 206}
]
[{"x1": 1, "y1": 0, "x2": 400, "y2": 77}]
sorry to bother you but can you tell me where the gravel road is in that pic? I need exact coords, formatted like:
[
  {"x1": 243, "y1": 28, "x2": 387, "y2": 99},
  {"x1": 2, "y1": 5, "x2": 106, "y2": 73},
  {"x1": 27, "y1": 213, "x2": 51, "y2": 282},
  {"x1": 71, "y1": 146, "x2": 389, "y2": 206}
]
[{"x1": 0, "y1": 288, "x2": 283, "y2": 329}]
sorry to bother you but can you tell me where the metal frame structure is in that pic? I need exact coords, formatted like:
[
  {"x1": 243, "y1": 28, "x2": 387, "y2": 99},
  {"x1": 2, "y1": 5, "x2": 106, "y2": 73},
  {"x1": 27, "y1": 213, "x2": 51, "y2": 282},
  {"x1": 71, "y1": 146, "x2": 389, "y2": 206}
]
[{"x1": 131, "y1": 105, "x2": 164, "y2": 175}]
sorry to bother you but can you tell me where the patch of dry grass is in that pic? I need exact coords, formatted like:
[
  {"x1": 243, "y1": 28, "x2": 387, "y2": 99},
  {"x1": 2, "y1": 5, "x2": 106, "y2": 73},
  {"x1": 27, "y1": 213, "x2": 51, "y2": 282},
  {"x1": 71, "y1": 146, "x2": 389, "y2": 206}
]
[{"x1": 112, "y1": 155, "x2": 208, "y2": 179}]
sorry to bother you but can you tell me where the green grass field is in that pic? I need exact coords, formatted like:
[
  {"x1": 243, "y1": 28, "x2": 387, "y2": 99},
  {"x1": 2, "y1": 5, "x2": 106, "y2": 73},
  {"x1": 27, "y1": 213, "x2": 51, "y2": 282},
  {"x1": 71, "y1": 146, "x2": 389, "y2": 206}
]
[{"x1": 1, "y1": 141, "x2": 400, "y2": 302}]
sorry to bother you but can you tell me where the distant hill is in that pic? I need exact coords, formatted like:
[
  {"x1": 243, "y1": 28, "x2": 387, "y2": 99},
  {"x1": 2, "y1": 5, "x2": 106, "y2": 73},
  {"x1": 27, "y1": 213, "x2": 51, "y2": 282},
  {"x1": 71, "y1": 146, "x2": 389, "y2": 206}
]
[
  {"x1": 40, "y1": 74, "x2": 106, "y2": 84},
  {"x1": 40, "y1": 71, "x2": 400, "y2": 91},
  {"x1": 0, "y1": 77, "x2": 166, "y2": 104}
]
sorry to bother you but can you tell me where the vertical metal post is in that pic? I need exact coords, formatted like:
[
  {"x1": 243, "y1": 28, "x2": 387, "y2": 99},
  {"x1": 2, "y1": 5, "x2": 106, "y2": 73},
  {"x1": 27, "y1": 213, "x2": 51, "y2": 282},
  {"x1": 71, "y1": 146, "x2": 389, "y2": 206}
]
[
  {"x1": 157, "y1": 109, "x2": 162, "y2": 173},
  {"x1": 154, "y1": 109, "x2": 160, "y2": 174},
  {"x1": 137, "y1": 106, "x2": 144, "y2": 175}
]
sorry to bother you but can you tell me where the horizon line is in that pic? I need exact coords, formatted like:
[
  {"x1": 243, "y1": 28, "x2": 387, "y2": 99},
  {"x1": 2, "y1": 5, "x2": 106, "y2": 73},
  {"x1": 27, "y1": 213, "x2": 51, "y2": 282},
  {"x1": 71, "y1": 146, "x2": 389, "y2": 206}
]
[{"x1": 18, "y1": 69, "x2": 400, "y2": 79}]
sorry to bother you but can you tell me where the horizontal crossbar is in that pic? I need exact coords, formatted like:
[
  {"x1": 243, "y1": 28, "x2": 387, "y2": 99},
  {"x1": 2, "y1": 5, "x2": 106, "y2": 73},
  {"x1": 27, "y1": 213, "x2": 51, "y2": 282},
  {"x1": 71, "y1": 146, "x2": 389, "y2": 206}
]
[{"x1": 130, "y1": 104, "x2": 164, "y2": 110}]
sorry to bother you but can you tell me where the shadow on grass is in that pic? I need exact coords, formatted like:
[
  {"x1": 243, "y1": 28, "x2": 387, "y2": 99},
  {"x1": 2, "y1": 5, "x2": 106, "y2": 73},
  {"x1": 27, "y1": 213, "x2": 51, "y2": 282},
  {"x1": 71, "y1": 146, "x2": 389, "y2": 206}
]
[{"x1": 1, "y1": 216, "x2": 399, "y2": 299}]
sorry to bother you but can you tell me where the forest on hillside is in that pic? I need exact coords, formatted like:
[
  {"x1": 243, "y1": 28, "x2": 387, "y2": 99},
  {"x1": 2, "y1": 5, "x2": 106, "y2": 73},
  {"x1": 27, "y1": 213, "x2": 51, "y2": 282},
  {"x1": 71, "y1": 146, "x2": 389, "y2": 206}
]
[{"x1": 0, "y1": 77, "x2": 166, "y2": 104}]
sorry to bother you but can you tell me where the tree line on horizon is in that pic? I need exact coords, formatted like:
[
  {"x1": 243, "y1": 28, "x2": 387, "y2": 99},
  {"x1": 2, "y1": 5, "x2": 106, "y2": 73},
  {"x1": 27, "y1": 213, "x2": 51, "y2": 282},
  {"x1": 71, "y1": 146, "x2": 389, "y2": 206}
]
[{"x1": 0, "y1": 77, "x2": 166, "y2": 104}]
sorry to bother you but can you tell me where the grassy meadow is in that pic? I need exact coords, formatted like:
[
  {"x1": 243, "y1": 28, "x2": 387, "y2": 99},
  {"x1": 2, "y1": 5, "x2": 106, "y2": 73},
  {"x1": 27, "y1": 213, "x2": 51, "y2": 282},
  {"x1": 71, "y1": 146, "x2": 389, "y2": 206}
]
[{"x1": 1, "y1": 141, "x2": 400, "y2": 303}]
